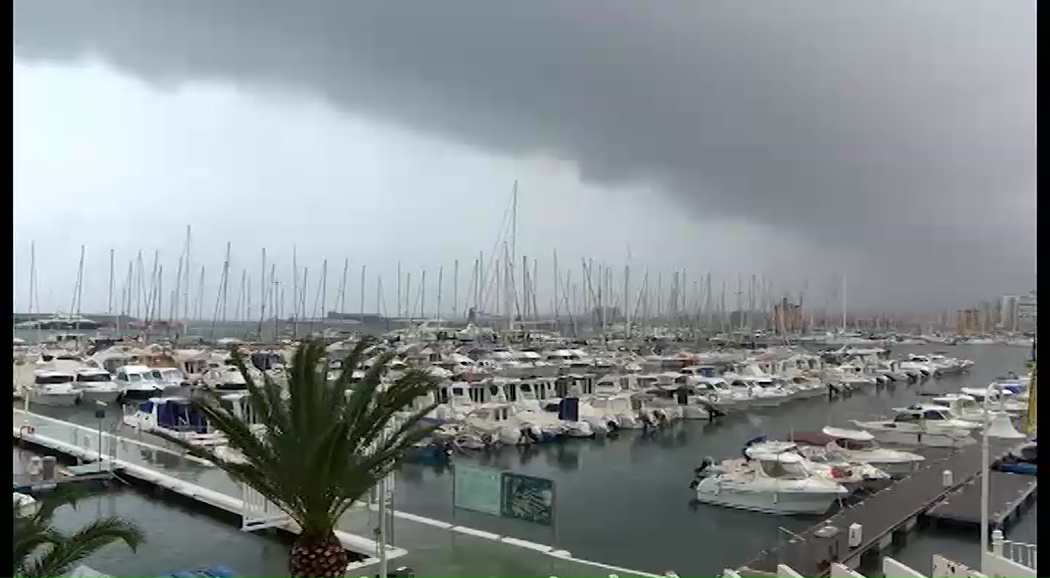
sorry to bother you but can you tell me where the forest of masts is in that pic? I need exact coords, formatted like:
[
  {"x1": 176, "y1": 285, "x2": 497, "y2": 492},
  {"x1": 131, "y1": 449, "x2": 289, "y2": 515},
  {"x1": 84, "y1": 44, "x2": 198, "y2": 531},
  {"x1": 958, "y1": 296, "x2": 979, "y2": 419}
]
[{"x1": 18, "y1": 228, "x2": 929, "y2": 341}]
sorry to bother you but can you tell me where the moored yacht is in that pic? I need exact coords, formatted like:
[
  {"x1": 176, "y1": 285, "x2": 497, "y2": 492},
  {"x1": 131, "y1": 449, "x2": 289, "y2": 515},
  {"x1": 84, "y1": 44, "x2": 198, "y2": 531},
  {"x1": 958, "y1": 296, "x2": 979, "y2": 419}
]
[
  {"x1": 25, "y1": 370, "x2": 82, "y2": 407},
  {"x1": 791, "y1": 426, "x2": 925, "y2": 476},
  {"x1": 114, "y1": 365, "x2": 169, "y2": 401},
  {"x1": 852, "y1": 406, "x2": 978, "y2": 448},
  {"x1": 690, "y1": 449, "x2": 849, "y2": 515},
  {"x1": 71, "y1": 368, "x2": 121, "y2": 406}
]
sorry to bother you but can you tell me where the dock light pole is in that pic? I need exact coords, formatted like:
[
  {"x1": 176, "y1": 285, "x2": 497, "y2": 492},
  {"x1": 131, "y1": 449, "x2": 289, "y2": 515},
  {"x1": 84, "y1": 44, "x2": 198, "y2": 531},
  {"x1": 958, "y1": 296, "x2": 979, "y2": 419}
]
[
  {"x1": 980, "y1": 381, "x2": 1023, "y2": 571},
  {"x1": 95, "y1": 400, "x2": 108, "y2": 472}
]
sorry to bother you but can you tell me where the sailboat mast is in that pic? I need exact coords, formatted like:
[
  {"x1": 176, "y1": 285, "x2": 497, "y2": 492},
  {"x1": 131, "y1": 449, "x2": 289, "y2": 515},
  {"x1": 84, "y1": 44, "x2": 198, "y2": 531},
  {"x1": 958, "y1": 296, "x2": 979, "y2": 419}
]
[
  {"x1": 359, "y1": 265, "x2": 367, "y2": 315},
  {"x1": 338, "y1": 257, "x2": 349, "y2": 314},
  {"x1": 841, "y1": 273, "x2": 847, "y2": 332},
  {"x1": 107, "y1": 249, "x2": 115, "y2": 315},
  {"x1": 452, "y1": 259, "x2": 459, "y2": 320},
  {"x1": 183, "y1": 225, "x2": 192, "y2": 328},
  {"x1": 436, "y1": 265, "x2": 444, "y2": 320},
  {"x1": 28, "y1": 241, "x2": 36, "y2": 316}
]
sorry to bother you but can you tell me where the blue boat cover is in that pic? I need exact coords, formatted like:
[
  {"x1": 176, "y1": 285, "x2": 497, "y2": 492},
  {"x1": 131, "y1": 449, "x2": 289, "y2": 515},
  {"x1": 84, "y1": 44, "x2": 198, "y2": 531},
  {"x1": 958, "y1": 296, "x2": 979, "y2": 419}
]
[{"x1": 159, "y1": 566, "x2": 235, "y2": 578}]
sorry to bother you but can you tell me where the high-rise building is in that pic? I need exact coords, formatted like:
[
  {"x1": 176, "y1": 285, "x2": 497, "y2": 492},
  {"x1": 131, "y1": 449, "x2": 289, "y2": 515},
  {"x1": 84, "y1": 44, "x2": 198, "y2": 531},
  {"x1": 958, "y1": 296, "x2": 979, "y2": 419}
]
[
  {"x1": 1000, "y1": 294, "x2": 1019, "y2": 331},
  {"x1": 770, "y1": 298, "x2": 805, "y2": 334},
  {"x1": 1016, "y1": 292, "x2": 1037, "y2": 334}
]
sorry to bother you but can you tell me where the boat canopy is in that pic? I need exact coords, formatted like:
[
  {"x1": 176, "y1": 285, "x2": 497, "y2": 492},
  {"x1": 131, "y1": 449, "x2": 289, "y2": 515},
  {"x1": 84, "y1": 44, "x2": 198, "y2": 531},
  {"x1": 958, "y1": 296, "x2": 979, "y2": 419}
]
[{"x1": 821, "y1": 426, "x2": 874, "y2": 441}]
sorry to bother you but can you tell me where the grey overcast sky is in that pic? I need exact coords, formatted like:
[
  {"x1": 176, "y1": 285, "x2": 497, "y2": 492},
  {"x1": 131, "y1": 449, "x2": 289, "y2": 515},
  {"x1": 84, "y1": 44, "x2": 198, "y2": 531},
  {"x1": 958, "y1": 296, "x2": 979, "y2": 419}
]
[{"x1": 13, "y1": 0, "x2": 1035, "y2": 317}]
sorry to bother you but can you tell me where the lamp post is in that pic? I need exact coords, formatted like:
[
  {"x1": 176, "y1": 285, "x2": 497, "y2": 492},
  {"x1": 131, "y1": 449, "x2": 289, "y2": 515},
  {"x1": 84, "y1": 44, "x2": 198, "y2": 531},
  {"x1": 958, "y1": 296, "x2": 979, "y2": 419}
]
[{"x1": 980, "y1": 381, "x2": 1026, "y2": 572}]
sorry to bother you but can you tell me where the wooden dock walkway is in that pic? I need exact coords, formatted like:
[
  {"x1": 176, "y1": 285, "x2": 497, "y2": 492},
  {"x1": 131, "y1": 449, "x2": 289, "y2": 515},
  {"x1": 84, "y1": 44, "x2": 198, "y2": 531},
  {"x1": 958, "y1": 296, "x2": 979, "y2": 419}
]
[
  {"x1": 927, "y1": 469, "x2": 1037, "y2": 529},
  {"x1": 735, "y1": 438, "x2": 1029, "y2": 578}
]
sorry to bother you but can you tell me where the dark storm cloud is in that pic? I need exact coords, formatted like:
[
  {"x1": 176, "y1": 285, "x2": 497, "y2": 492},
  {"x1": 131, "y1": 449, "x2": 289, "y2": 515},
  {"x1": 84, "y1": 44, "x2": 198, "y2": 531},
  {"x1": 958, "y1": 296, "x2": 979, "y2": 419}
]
[{"x1": 14, "y1": 0, "x2": 1035, "y2": 306}]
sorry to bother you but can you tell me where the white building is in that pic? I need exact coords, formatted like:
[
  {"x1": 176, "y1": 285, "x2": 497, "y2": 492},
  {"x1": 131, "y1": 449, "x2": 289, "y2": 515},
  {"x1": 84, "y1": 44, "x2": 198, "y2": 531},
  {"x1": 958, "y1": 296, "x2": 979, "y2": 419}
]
[
  {"x1": 1016, "y1": 292, "x2": 1037, "y2": 334},
  {"x1": 999, "y1": 294, "x2": 1019, "y2": 331}
]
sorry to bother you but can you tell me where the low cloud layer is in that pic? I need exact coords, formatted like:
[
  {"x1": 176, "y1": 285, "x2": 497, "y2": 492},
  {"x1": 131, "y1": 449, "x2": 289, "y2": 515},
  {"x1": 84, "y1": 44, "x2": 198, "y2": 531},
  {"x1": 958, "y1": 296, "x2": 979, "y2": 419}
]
[{"x1": 14, "y1": 0, "x2": 1036, "y2": 309}]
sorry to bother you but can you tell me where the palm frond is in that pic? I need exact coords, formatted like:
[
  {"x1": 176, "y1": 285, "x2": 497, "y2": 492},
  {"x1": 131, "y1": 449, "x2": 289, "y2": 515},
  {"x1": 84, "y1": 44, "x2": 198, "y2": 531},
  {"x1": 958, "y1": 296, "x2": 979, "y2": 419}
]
[
  {"x1": 14, "y1": 490, "x2": 143, "y2": 578},
  {"x1": 20, "y1": 519, "x2": 143, "y2": 578},
  {"x1": 158, "y1": 338, "x2": 440, "y2": 539}
]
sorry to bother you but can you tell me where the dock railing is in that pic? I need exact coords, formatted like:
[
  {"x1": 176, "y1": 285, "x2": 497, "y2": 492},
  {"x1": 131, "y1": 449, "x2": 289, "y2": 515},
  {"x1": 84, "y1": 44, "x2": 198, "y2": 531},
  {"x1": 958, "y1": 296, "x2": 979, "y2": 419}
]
[{"x1": 990, "y1": 529, "x2": 1037, "y2": 576}]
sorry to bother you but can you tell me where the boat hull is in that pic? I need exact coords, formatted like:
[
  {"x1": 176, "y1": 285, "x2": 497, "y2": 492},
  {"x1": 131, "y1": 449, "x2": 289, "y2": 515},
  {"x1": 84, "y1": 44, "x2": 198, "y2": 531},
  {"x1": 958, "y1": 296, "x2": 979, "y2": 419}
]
[
  {"x1": 79, "y1": 389, "x2": 121, "y2": 406},
  {"x1": 694, "y1": 481, "x2": 842, "y2": 515},
  {"x1": 27, "y1": 391, "x2": 82, "y2": 407},
  {"x1": 852, "y1": 424, "x2": 975, "y2": 448}
]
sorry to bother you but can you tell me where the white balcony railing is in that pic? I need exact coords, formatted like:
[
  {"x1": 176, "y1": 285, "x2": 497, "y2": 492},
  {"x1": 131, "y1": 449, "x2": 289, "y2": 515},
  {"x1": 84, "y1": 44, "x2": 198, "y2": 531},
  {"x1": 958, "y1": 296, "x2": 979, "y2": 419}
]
[{"x1": 993, "y1": 530, "x2": 1037, "y2": 572}]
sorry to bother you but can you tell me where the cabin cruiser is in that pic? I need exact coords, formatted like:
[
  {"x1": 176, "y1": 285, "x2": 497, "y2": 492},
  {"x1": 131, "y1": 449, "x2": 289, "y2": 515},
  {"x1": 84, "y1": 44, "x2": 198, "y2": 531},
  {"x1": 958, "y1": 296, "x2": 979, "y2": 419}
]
[
  {"x1": 740, "y1": 439, "x2": 890, "y2": 492},
  {"x1": 114, "y1": 365, "x2": 173, "y2": 400},
  {"x1": 928, "y1": 393, "x2": 1026, "y2": 421},
  {"x1": 851, "y1": 406, "x2": 978, "y2": 448},
  {"x1": 791, "y1": 426, "x2": 925, "y2": 476},
  {"x1": 25, "y1": 370, "x2": 82, "y2": 406},
  {"x1": 899, "y1": 355, "x2": 937, "y2": 378},
  {"x1": 121, "y1": 396, "x2": 227, "y2": 448},
  {"x1": 149, "y1": 367, "x2": 192, "y2": 395},
  {"x1": 583, "y1": 394, "x2": 643, "y2": 429},
  {"x1": 689, "y1": 448, "x2": 849, "y2": 515},
  {"x1": 200, "y1": 364, "x2": 249, "y2": 391},
  {"x1": 687, "y1": 376, "x2": 752, "y2": 412},
  {"x1": 71, "y1": 368, "x2": 121, "y2": 405}
]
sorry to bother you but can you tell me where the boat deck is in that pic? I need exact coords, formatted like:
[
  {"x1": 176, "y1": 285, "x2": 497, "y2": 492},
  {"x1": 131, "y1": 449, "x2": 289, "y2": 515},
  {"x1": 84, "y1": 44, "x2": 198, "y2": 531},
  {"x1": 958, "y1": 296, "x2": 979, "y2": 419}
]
[
  {"x1": 13, "y1": 409, "x2": 661, "y2": 578},
  {"x1": 13, "y1": 451, "x2": 123, "y2": 494},
  {"x1": 926, "y1": 469, "x2": 1037, "y2": 529},
  {"x1": 735, "y1": 438, "x2": 1028, "y2": 578}
]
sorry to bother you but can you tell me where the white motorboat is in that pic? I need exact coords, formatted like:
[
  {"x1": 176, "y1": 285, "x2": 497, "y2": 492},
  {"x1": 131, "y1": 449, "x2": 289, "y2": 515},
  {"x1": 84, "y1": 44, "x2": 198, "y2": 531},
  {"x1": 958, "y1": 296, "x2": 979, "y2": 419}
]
[
  {"x1": 71, "y1": 368, "x2": 121, "y2": 406},
  {"x1": 121, "y1": 396, "x2": 227, "y2": 447},
  {"x1": 792, "y1": 426, "x2": 925, "y2": 476},
  {"x1": 899, "y1": 355, "x2": 937, "y2": 378},
  {"x1": 852, "y1": 406, "x2": 978, "y2": 448},
  {"x1": 929, "y1": 393, "x2": 1027, "y2": 421},
  {"x1": 688, "y1": 376, "x2": 753, "y2": 412},
  {"x1": 584, "y1": 394, "x2": 642, "y2": 429},
  {"x1": 113, "y1": 365, "x2": 169, "y2": 400},
  {"x1": 690, "y1": 449, "x2": 849, "y2": 515},
  {"x1": 741, "y1": 440, "x2": 889, "y2": 492},
  {"x1": 26, "y1": 370, "x2": 83, "y2": 407}
]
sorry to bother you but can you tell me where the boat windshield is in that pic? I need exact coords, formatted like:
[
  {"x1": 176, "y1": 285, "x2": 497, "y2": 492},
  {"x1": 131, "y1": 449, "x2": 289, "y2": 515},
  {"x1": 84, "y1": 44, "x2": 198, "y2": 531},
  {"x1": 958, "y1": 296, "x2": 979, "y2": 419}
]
[
  {"x1": 759, "y1": 459, "x2": 808, "y2": 480},
  {"x1": 35, "y1": 374, "x2": 73, "y2": 385},
  {"x1": 76, "y1": 373, "x2": 112, "y2": 383},
  {"x1": 838, "y1": 438, "x2": 874, "y2": 450}
]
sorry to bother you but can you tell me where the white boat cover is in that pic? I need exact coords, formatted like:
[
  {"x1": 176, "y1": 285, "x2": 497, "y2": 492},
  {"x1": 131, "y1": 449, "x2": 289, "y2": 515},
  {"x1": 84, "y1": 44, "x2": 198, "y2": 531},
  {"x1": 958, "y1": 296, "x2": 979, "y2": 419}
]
[{"x1": 821, "y1": 426, "x2": 875, "y2": 441}]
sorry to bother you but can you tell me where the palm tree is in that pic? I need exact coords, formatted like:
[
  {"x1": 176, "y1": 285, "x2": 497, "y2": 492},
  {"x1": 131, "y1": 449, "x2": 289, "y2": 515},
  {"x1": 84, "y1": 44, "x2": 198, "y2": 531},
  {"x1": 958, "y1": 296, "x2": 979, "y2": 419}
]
[
  {"x1": 156, "y1": 338, "x2": 439, "y2": 578},
  {"x1": 13, "y1": 488, "x2": 144, "y2": 578}
]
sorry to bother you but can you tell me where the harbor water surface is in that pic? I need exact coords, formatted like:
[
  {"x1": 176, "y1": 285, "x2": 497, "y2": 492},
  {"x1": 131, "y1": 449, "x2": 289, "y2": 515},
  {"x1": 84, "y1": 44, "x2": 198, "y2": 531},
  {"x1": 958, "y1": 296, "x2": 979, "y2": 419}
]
[{"x1": 20, "y1": 344, "x2": 1035, "y2": 576}]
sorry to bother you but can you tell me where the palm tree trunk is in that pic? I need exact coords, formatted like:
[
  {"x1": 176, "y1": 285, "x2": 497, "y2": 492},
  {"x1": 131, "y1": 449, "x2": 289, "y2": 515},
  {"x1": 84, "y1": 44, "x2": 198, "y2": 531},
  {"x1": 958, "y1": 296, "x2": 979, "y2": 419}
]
[{"x1": 289, "y1": 533, "x2": 350, "y2": 578}]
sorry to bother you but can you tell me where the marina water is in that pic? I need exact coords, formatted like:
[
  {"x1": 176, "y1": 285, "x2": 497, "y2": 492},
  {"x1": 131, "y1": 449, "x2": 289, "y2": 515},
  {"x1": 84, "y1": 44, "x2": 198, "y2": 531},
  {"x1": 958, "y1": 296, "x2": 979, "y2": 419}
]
[{"x1": 19, "y1": 343, "x2": 1035, "y2": 576}]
